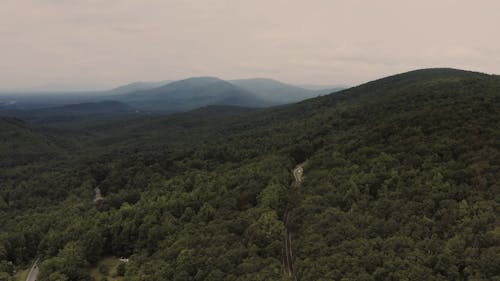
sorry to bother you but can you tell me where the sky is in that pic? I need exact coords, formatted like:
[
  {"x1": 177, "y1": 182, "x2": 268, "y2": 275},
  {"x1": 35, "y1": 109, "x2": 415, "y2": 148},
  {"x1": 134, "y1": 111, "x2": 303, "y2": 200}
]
[{"x1": 1, "y1": 0, "x2": 500, "y2": 91}]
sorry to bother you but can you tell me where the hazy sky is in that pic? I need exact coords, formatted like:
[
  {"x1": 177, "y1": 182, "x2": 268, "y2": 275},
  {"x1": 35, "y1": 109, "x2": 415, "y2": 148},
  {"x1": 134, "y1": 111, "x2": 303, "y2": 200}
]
[{"x1": 1, "y1": 0, "x2": 500, "y2": 91}]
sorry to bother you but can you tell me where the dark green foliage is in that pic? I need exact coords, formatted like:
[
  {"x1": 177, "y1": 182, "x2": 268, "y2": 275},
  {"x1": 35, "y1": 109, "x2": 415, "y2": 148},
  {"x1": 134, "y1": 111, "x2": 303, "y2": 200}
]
[
  {"x1": 0, "y1": 68, "x2": 499, "y2": 280},
  {"x1": 116, "y1": 263, "x2": 125, "y2": 276},
  {"x1": 0, "y1": 101, "x2": 142, "y2": 128}
]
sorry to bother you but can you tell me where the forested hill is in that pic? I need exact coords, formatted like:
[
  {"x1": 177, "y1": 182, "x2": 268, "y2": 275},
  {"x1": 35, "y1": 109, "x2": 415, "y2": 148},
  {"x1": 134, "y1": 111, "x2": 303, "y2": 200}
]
[
  {"x1": 0, "y1": 68, "x2": 499, "y2": 281},
  {"x1": 0, "y1": 117, "x2": 68, "y2": 167},
  {"x1": 0, "y1": 101, "x2": 140, "y2": 126}
]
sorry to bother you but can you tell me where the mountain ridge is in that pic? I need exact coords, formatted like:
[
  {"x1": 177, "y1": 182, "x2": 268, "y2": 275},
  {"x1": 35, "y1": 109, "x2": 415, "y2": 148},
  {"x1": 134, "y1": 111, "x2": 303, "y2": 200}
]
[{"x1": 117, "y1": 76, "x2": 266, "y2": 113}]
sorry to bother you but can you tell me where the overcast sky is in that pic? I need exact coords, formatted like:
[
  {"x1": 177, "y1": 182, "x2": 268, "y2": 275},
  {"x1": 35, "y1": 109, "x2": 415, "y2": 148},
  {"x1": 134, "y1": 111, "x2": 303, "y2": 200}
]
[{"x1": 1, "y1": 0, "x2": 500, "y2": 91}]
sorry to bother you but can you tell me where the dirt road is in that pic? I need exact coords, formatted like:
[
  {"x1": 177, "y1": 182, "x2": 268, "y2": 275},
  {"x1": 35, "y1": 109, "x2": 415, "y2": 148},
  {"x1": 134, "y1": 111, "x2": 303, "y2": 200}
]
[
  {"x1": 293, "y1": 165, "x2": 304, "y2": 184},
  {"x1": 25, "y1": 260, "x2": 39, "y2": 281},
  {"x1": 94, "y1": 187, "x2": 103, "y2": 201},
  {"x1": 282, "y1": 163, "x2": 304, "y2": 280}
]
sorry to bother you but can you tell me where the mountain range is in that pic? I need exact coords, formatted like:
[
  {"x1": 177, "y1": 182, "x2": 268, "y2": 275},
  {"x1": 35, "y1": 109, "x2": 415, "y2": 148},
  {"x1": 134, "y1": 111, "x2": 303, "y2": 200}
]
[
  {"x1": 1, "y1": 68, "x2": 498, "y2": 280},
  {"x1": 0, "y1": 77, "x2": 343, "y2": 120}
]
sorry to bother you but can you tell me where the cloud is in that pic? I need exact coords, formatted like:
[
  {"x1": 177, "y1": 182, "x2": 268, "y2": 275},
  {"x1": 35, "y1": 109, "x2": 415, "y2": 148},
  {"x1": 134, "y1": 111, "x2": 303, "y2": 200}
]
[{"x1": 1, "y1": 0, "x2": 500, "y2": 90}]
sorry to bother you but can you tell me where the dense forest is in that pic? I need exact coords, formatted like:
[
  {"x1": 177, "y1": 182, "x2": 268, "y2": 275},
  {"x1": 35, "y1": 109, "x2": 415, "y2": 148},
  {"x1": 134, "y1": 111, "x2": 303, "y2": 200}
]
[{"x1": 0, "y1": 69, "x2": 499, "y2": 281}]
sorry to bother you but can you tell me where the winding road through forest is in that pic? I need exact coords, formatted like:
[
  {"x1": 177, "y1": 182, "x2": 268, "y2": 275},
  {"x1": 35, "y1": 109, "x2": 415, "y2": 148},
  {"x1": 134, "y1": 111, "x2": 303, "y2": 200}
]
[
  {"x1": 25, "y1": 259, "x2": 39, "y2": 281},
  {"x1": 283, "y1": 163, "x2": 304, "y2": 281}
]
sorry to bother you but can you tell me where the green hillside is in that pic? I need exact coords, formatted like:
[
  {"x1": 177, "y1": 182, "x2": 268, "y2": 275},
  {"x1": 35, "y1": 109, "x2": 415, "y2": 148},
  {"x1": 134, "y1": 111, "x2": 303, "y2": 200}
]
[
  {"x1": 0, "y1": 117, "x2": 66, "y2": 167},
  {"x1": 0, "y1": 69, "x2": 498, "y2": 281},
  {"x1": 1, "y1": 101, "x2": 142, "y2": 127}
]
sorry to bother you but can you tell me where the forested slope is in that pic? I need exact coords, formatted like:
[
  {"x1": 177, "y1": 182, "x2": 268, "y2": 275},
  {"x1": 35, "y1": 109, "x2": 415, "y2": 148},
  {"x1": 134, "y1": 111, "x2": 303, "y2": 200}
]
[
  {"x1": 0, "y1": 117, "x2": 68, "y2": 167},
  {"x1": 290, "y1": 69, "x2": 500, "y2": 280},
  {"x1": 0, "y1": 68, "x2": 498, "y2": 281}
]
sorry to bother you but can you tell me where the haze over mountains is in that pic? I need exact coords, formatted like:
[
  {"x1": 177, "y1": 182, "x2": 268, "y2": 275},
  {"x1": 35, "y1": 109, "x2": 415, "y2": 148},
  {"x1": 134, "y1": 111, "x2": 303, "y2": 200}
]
[
  {"x1": 0, "y1": 77, "x2": 343, "y2": 124},
  {"x1": 106, "y1": 80, "x2": 173, "y2": 95},
  {"x1": 230, "y1": 78, "x2": 341, "y2": 104},
  {"x1": 118, "y1": 77, "x2": 266, "y2": 113},
  {"x1": 2, "y1": 0, "x2": 499, "y2": 280}
]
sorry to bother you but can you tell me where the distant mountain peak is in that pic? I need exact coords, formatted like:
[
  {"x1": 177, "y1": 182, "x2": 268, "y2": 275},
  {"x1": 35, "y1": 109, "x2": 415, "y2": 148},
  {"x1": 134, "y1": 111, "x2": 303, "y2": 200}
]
[{"x1": 109, "y1": 80, "x2": 172, "y2": 95}]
